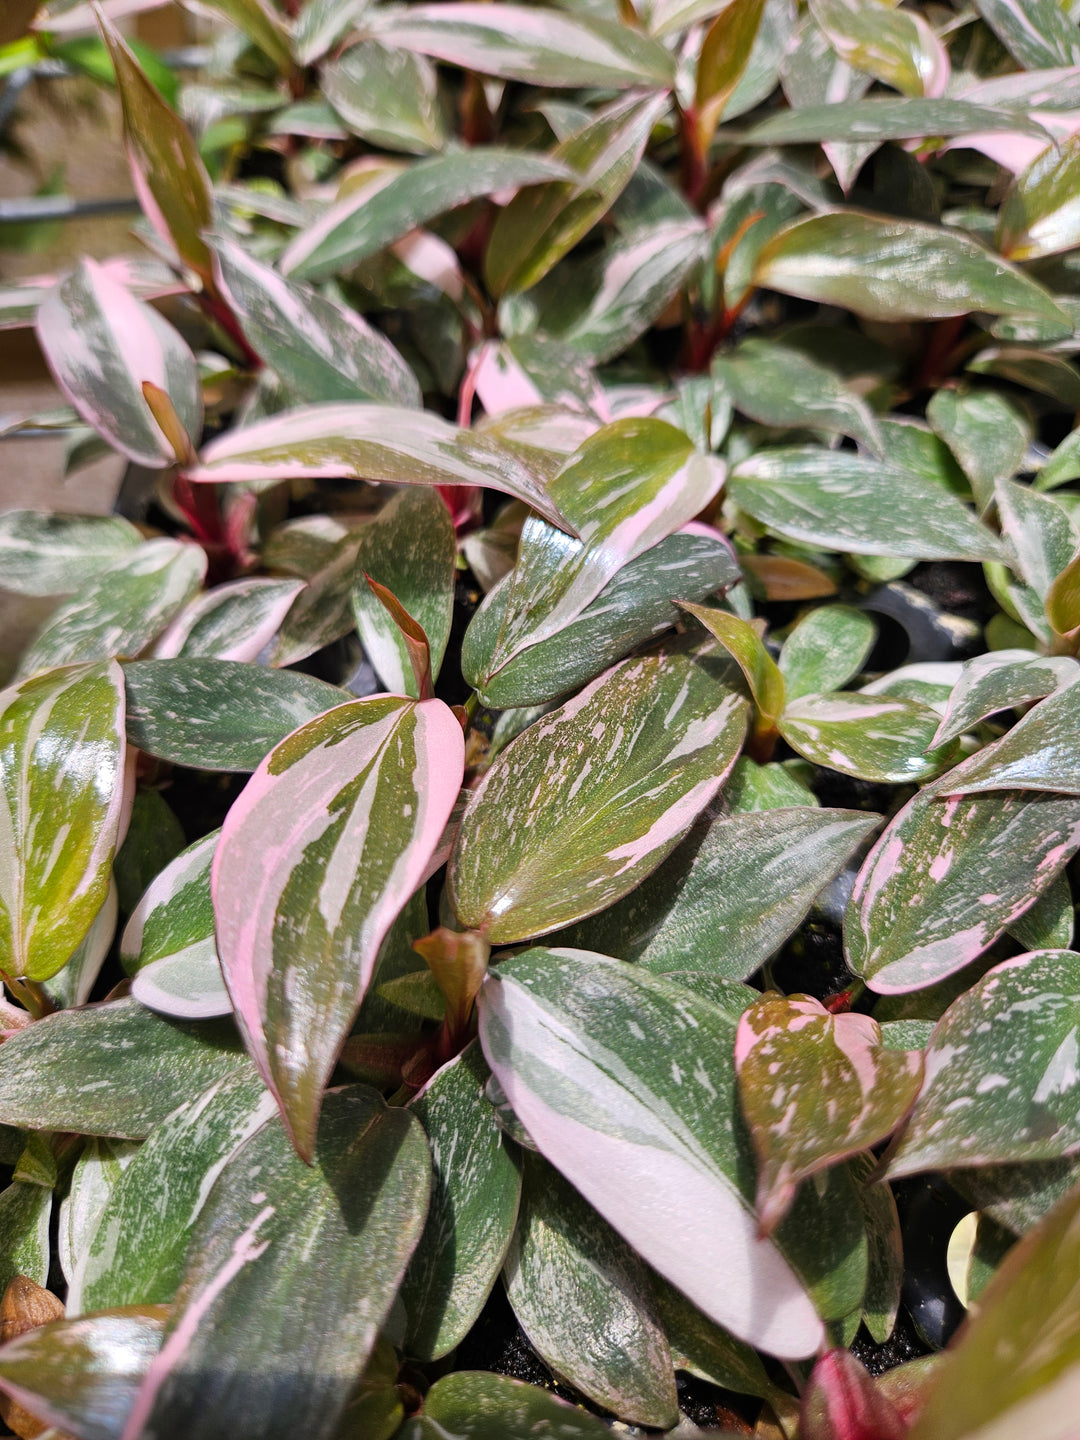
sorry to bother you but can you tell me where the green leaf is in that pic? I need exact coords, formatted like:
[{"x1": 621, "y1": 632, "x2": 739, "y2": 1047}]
[
  {"x1": 926, "y1": 389, "x2": 1030, "y2": 513},
  {"x1": 111, "y1": 1087, "x2": 430, "y2": 1440},
  {"x1": 999, "y1": 480, "x2": 1080, "y2": 603},
  {"x1": 323, "y1": 41, "x2": 445, "y2": 153},
  {"x1": 366, "y1": 3, "x2": 676, "y2": 87},
  {"x1": 809, "y1": 0, "x2": 948, "y2": 97},
  {"x1": 973, "y1": 0, "x2": 1080, "y2": 70},
  {"x1": 712, "y1": 337, "x2": 883, "y2": 454},
  {"x1": 938, "y1": 674, "x2": 1080, "y2": 796},
  {"x1": 478, "y1": 949, "x2": 862, "y2": 1356},
  {"x1": 695, "y1": 0, "x2": 767, "y2": 147},
  {"x1": 1036, "y1": 426, "x2": 1080, "y2": 491},
  {"x1": 552, "y1": 807, "x2": 878, "y2": 980},
  {"x1": 269, "y1": 530, "x2": 367, "y2": 668},
  {"x1": 485, "y1": 92, "x2": 668, "y2": 296},
  {"x1": 98, "y1": 16, "x2": 215, "y2": 285},
  {"x1": 969, "y1": 346, "x2": 1080, "y2": 407},
  {"x1": 736, "y1": 995, "x2": 922, "y2": 1232},
  {"x1": 0, "y1": 1182, "x2": 50, "y2": 1291},
  {"x1": 403, "y1": 1043, "x2": 521, "y2": 1361},
  {"x1": 213, "y1": 695, "x2": 464, "y2": 1157},
  {"x1": 123, "y1": 660, "x2": 349, "y2": 772},
  {"x1": 212, "y1": 238, "x2": 421, "y2": 409},
  {"x1": 730, "y1": 447, "x2": 1006, "y2": 562},
  {"x1": 293, "y1": 0, "x2": 368, "y2": 64},
  {"x1": 43, "y1": 879, "x2": 118, "y2": 1012},
  {"x1": 754, "y1": 210, "x2": 1068, "y2": 323},
  {"x1": 725, "y1": 96, "x2": 1052, "y2": 146},
  {"x1": 58, "y1": 1137, "x2": 140, "y2": 1289},
  {"x1": 448, "y1": 647, "x2": 747, "y2": 943},
  {"x1": 36, "y1": 258, "x2": 201, "y2": 468},
  {"x1": 194, "y1": 0, "x2": 294, "y2": 75},
  {"x1": 0, "y1": 998, "x2": 247, "y2": 1138},
  {"x1": 849, "y1": 1150, "x2": 903, "y2": 1344},
  {"x1": 780, "y1": 691, "x2": 958, "y2": 783},
  {"x1": 463, "y1": 526, "x2": 740, "y2": 709},
  {"x1": 18, "y1": 540, "x2": 206, "y2": 679},
  {"x1": 118, "y1": 830, "x2": 217, "y2": 977},
  {"x1": 1009, "y1": 868, "x2": 1074, "y2": 952},
  {"x1": 485, "y1": 421, "x2": 723, "y2": 676},
  {"x1": 403, "y1": 1371, "x2": 612, "y2": 1440},
  {"x1": 998, "y1": 135, "x2": 1080, "y2": 261},
  {"x1": 0, "y1": 1309, "x2": 167, "y2": 1440},
  {"x1": 0, "y1": 661, "x2": 127, "y2": 982},
  {"x1": 930, "y1": 651, "x2": 1078, "y2": 748},
  {"x1": 350, "y1": 488, "x2": 456, "y2": 697},
  {"x1": 0, "y1": 512, "x2": 142, "y2": 598},
  {"x1": 547, "y1": 218, "x2": 706, "y2": 365},
  {"x1": 888, "y1": 950, "x2": 1080, "y2": 1179},
  {"x1": 779, "y1": 605, "x2": 877, "y2": 700},
  {"x1": 679, "y1": 602, "x2": 785, "y2": 725},
  {"x1": 68, "y1": 1070, "x2": 275, "y2": 1315},
  {"x1": 504, "y1": 1152, "x2": 678, "y2": 1428},
  {"x1": 1047, "y1": 549, "x2": 1080, "y2": 635},
  {"x1": 188, "y1": 402, "x2": 572, "y2": 533},
  {"x1": 280, "y1": 150, "x2": 577, "y2": 282},
  {"x1": 846, "y1": 785, "x2": 1080, "y2": 993}
]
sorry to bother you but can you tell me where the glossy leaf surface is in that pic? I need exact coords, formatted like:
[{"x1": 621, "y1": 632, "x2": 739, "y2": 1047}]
[
  {"x1": 153, "y1": 579, "x2": 305, "y2": 664},
  {"x1": 938, "y1": 676, "x2": 1080, "y2": 795},
  {"x1": 449, "y1": 648, "x2": 747, "y2": 942},
  {"x1": 780, "y1": 605, "x2": 877, "y2": 700},
  {"x1": 780, "y1": 691, "x2": 957, "y2": 784},
  {"x1": 930, "y1": 651, "x2": 1078, "y2": 748},
  {"x1": 404, "y1": 1371, "x2": 612, "y2": 1440},
  {"x1": 0, "y1": 512, "x2": 141, "y2": 598}
]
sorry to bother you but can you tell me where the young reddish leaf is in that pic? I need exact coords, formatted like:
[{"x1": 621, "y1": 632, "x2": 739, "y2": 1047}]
[
  {"x1": 35, "y1": 259, "x2": 202, "y2": 469},
  {"x1": 695, "y1": 0, "x2": 767, "y2": 148},
  {"x1": 186, "y1": 402, "x2": 574, "y2": 534},
  {"x1": 412, "y1": 927, "x2": 490, "y2": 1050},
  {"x1": 801, "y1": 1349, "x2": 906, "y2": 1440},
  {"x1": 212, "y1": 695, "x2": 465, "y2": 1158},
  {"x1": 678, "y1": 601, "x2": 785, "y2": 727},
  {"x1": 887, "y1": 950, "x2": 1080, "y2": 1178},
  {"x1": 736, "y1": 995, "x2": 922, "y2": 1233},
  {"x1": 364, "y1": 575, "x2": 434, "y2": 700},
  {"x1": 0, "y1": 661, "x2": 129, "y2": 984},
  {"x1": 97, "y1": 14, "x2": 215, "y2": 285},
  {"x1": 846, "y1": 785, "x2": 1080, "y2": 993}
]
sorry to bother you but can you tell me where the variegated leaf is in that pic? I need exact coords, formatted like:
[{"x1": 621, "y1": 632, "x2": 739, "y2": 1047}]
[
  {"x1": 0, "y1": 998, "x2": 247, "y2": 1138},
  {"x1": 937, "y1": 675, "x2": 1080, "y2": 796},
  {"x1": 123, "y1": 660, "x2": 348, "y2": 772},
  {"x1": 58, "y1": 1137, "x2": 140, "y2": 1289},
  {"x1": 153, "y1": 579, "x2": 304, "y2": 663},
  {"x1": 478, "y1": 949, "x2": 847, "y2": 1358},
  {"x1": 503, "y1": 1151, "x2": 678, "y2": 1428},
  {"x1": 68, "y1": 1070, "x2": 276, "y2": 1315},
  {"x1": 0, "y1": 1309, "x2": 167, "y2": 1440},
  {"x1": 403, "y1": 1043, "x2": 521, "y2": 1361},
  {"x1": 0, "y1": 512, "x2": 142, "y2": 598},
  {"x1": 973, "y1": 0, "x2": 1080, "y2": 70},
  {"x1": 930, "y1": 651, "x2": 1079, "y2": 749},
  {"x1": 0, "y1": 1182, "x2": 51, "y2": 1292},
  {"x1": 211, "y1": 237, "x2": 421, "y2": 408},
  {"x1": 401, "y1": 1372, "x2": 612, "y2": 1440},
  {"x1": 322, "y1": 40, "x2": 445, "y2": 153},
  {"x1": 888, "y1": 950, "x2": 1080, "y2": 1178},
  {"x1": 736, "y1": 995, "x2": 922, "y2": 1232},
  {"x1": 350, "y1": 487, "x2": 456, "y2": 697},
  {"x1": 119, "y1": 1087, "x2": 429, "y2": 1440},
  {"x1": 553, "y1": 807, "x2": 878, "y2": 980},
  {"x1": 18, "y1": 540, "x2": 206, "y2": 679},
  {"x1": 187, "y1": 402, "x2": 571, "y2": 532},
  {"x1": 809, "y1": 0, "x2": 948, "y2": 97},
  {"x1": 779, "y1": 605, "x2": 878, "y2": 701},
  {"x1": 448, "y1": 647, "x2": 747, "y2": 943},
  {"x1": 926, "y1": 388, "x2": 1030, "y2": 513},
  {"x1": 0, "y1": 661, "x2": 128, "y2": 983},
  {"x1": 481, "y1": 421, "x2": 725, "y2": 679},
  {"x1": 679, "y1": 602, "x2": 785, "y2": 728},
  {"x1": 845, "y1": 785, "x2": 1080, "y2": 993},
  {"x1": 44, "y1": 878, "x2": 118, "y2": 1011},
  {"x1": 213, "y1": 695, "x2": 464, "y2": 1157},
  {"x1": 36, "y1": 259, "x2": 201, "y2": 469},
  {"x1": 118, "y1": 832, "x2": 216, "y2": 979},
  {"x1": 779, "y1": 691, "x2": 958, "y2": 783}
]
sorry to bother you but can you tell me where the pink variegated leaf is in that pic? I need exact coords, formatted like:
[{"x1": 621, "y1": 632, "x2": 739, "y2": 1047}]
[
  {"x1": 0, "y1": 661, "x2": 131, "y2": 983},
  {"x1": 185, "y1": 402, "x2": 573, "y2": 534},
  {"x1": 153, "y1": 579, "x2": 305, "y2": 663},
  {"x1": 735, "y1": 994, "x2": 922, "y2": 1234},
  {"x1": 800, "y1": 1349, "x2": 906, "y2": 1440},
  {"x1": 845, "y1": 783, "x2": 1080, "y2": 994},
  {"x1": 35, "y1": 258, "x2": 202, "y2": 469},
  {"x1": 212, "y1": 695, "x2": 465, "y2": 1158},
  {"x1": 449, "y1": 647, "x2": 748, "y2": 943}
]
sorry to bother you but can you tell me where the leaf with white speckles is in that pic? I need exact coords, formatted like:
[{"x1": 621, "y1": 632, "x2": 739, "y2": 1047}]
[
  {"x1": 123, "y1": 660, "x2": 348, "y2": 772},
  {"x1": 18, "y1": 541, "x2": 206, "y2": 679},
  {"x1": 116, "y1": 1087, "x2": 429, "y2": 1440},
  {"x1": 68, "y1": 1069, "x2": 274, "y2": 1315},
  {"x1": 0, "y1": 1182, "x2": 51, "y2": 1292},
  {"x1": 120, "y1": 833, "x2": 217, "y2": 978},
  {"x1": 779, "y1": 691, "x2": 959, "y2": 783},
  {"x1": 448, "y1": 646, "x2": 747, "y2": 943},
  {"x1": 59, "y1": 1138, "x2": 140, "y2": 1289},
  {"x1": 888, "y1": 951, "x2": 1080, "y2": 1178},
  {"x1": 212, "y1": 695, "x2": 464, "y2": 1158},
  {"x1": 551, "y1": 807, "x2": 878, "y2": 980},
  {"x1": 400, "y1": 1371, "x2": 612, "y2": 1440},
  {"x1": 0, "y1": 511, "x2": 142, "y2": 598},
  {"x1": 779, "y1": 605, "x2": 878, "y2": 701},
  {"x1": 937, "y1": 673, "x2": 1080, "y2": 796},
  {"x1": 846, "y1": 785, "x2": 1080, "y2": 993},
  {"x1": 930, "y1": 651, "x2": 1079, "y2": 749},
  {"x1": 0, "y1": 660, "x2": 128, "y2": 983},
  {"x1": 153, "y1": 579, "x2": 305, "y2": 664},
  {"x1": 477, "y1": 948, "x2": 827, "y2": 1358},
  {"x1": 403, "y1": 1043, "x2": 522, "y2": 1361},
  {"x1": 736, "y1": 994, "x2": 922, "y2": 1232}
]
